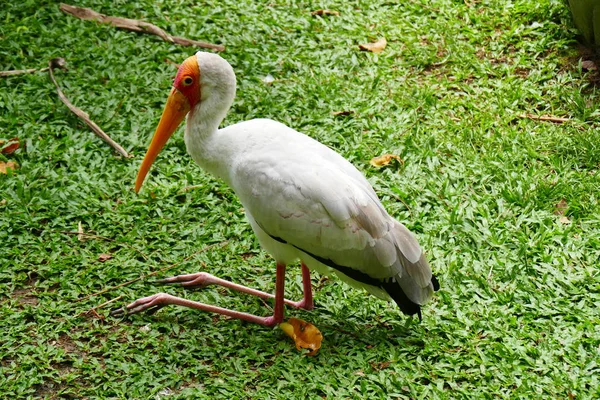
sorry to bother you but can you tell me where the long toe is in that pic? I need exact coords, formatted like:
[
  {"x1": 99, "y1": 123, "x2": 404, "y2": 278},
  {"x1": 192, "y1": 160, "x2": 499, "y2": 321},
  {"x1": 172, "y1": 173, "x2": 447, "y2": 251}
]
[
  {"x1": 125, "y1": 293, "x2": 167, "y2": 314},
  {"x1": 110, "y1": 301, "x2": 163, "y2": 317},
  {"x1": 110, "y1": 293, "x2": 172, "y2": 317},
  {"x1": 155, "y1": 272, "x2": 214, "y2": 288},
  {"x1": 110, "y1": 307, "x2": 127, "y2": 317}
]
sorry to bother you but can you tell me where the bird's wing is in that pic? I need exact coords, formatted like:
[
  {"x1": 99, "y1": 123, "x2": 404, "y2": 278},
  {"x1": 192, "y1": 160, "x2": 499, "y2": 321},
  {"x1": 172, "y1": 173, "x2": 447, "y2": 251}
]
[{"x1": 230, "y1": 143, "x2": 434, "y2": 304}]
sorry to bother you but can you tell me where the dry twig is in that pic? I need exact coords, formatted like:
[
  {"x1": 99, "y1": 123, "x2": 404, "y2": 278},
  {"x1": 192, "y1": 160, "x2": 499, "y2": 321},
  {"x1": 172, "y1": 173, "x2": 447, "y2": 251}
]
[
  {"x1": 0, "y1": 67, "x2": 49, "y2": 77},
  {"x1": 78, "y1": 295, "x2": 123, "y2": 317},
  {"x1": 178, "y1": 185, "x2": 203, "y2": 193},
  {"x1": 311, "y1": 10, "x2": 340, "y2": 16},
  {"x1": 76, "y1": 241, "x2": 229, "y2": 302},
  {"x1": 48, "y1": 57, "x2": 132, "y2": 158},
  {"x1": 332, "y1": 110, "x2": 355, "y2": 116},
  {"x1": 164, "y1": 58, "x2": 181, "y2": 69},
  {"x1": 60, "y1": 3, "x2": 225, "y2": 51},
  {"x1": 518, "y1": 113, "x2": 570, "y2": 124}
]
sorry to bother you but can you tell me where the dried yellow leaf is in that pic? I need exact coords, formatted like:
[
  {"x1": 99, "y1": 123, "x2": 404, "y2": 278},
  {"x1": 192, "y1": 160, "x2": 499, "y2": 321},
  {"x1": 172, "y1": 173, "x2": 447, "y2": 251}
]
[
  {"x1": 311, "y1": 9, "x2": 340, "y2": 16},
  {"x1": 554, "y1": 199, "x2": 568, "y2": 216},
  {"x1": 370, "y1": 154, "x2": 402, "y2": 167},
  {"x1": 582, "y1": 60, "x2": 597, "y2": 71},
  {"x1": 359, "y1": 38, "x2": 387, "y2": 53},
  {"x1": 0, "y1": 161, "x2": 18, "y2": 174},
  {"x1": 332, "y1": 110, "x2": 354, "y2": 116},
  {"x1": 98, "y1": 253, "x2": 112, "y2": 262},
  {"x1": 279, "y1": 317, "x2": 323, "y2": 356},
  {"x1": 559, "y1": 216, "x2": 571, "y2": 225}
]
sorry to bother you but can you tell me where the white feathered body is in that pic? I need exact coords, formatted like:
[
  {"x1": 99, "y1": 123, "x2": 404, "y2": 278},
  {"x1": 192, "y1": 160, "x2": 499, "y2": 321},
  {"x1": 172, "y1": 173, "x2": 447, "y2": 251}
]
[
  {"x1": 186, "y1": 116, "x2": 436, "y2": 310},
  {"x1": 182, "y1": 53, "x2": 438, "y2": 316}
]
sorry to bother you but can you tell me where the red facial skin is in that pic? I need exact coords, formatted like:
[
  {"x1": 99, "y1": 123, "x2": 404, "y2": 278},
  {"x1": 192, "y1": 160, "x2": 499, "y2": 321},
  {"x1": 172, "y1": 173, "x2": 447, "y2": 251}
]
[
  {"x1": 134, "y1": 54, "x2": 201, "y2": 193},
  {"x1": 173, "y1": 55, "x2": 201, "y2": 110}
]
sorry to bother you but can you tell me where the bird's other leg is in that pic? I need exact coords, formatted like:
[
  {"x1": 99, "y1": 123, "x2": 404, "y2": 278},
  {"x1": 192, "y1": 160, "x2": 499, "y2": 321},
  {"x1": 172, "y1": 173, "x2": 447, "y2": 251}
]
[
  {"x1": 112, "y1": 264, "x2": 287, "y2": 327},
  {"x1": 157, "y1": 264, "x2": 314, "y2": 310},
  {"x1": 288, "y1": 263, "x2": 314, "y2": 310}
]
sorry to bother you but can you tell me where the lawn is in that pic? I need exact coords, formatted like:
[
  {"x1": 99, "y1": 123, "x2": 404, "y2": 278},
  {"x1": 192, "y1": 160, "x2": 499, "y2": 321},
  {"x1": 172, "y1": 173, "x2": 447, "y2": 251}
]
[{"x1": 1, "y1": 0, "x2": 599, "y2": 398}]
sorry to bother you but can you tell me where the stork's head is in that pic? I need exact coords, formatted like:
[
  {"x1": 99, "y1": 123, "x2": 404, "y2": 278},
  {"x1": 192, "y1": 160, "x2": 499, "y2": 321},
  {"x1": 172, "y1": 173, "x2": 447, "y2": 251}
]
[{"x1": 134, "y1": 52, "x2": 235, "y2": 193}]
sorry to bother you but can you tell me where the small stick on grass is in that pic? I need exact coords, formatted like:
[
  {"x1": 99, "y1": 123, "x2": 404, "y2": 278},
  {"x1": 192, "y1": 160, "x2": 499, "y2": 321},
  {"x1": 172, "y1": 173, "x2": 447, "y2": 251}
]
[
  {"x1": 60, "y1": 3, "x2": 225, "y2": 52},
  {"x1": 178, "y1": 185, "x2": 203, "y2": 193},
  {"x1": 518, "y1": 113, "x2": 570, "y2": 124},
  {"x1": 164, "y1": 58, "x2": 181, "y2": 69},
  {"x1": 48, "y1": 57, "x2": 132, "y2": 158},
  {"x1": 76, "y1": 241, "x2": 229, "y2": 302},
  {"x1": 78, "y1": 295, "x2": 123, "y2": 317},
  {"x1": 0, "y1": 67, "x2": 49, "y2": 77}
]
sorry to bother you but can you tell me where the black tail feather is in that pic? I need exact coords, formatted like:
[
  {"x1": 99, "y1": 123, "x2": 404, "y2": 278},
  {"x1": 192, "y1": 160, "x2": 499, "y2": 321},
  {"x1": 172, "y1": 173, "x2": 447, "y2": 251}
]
[
  {"x1": 381, "y1": 275, "x2": 439, "y2": 321},
  {"x1": 381, "y1": 281, "x2": 422, "y2": 320}
]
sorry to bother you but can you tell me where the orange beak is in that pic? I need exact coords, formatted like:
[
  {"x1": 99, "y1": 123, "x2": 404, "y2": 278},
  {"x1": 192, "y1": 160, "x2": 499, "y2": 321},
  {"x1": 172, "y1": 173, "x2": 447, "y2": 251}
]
[{"x1": 135, "y1": 88, "x2": 191, "y2": 193}]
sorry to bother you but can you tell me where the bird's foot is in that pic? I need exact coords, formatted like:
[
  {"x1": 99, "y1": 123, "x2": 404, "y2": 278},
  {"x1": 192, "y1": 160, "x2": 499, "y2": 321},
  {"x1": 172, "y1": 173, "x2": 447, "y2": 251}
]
[
  {"x1": 111, "y1": 292, "x2": 283, "y2": 326},
  {"x1": 156, "y1": 272, "x2": 216, "y2": 289},
  {"x1": 155, "y1": 271, "x2": 310, "y2": 309},
  {"x1": 261, "y1": 315, "x2": 281, "y2": 327},
  {"x1": 290, "y1": 297, "x2": 314, "y2": 311},
  {"x1": 111, "y1": 293, "x2": 169, "y2": 317}
]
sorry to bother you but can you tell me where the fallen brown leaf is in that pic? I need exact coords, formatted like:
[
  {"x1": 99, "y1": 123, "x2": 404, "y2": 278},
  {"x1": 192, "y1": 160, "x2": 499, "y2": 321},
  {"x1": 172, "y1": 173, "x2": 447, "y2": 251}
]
[
  {"x1": 568, "y1": 392, "x2": 576, "y2": 400},
  {"x1": 370, "y1": 361, "x2": 391, "y2": 370},
  {"x1": 279, "y1": 317, "x2": 323, "y2": 356},
  {"x1": 311, "y1": 9, "x2": 340, "y2": 16},
  {"x1": 0, "y1": 161, "x2": 18, "y2": 174},
  {"x1": 98, "y1": 253, "x2": 112, "y2": 262},
  {"x1": 1, "y1": 137, "x2": 20, "y2": 155},
  {"x1": 359, "y1": 38, "x2": 387, "y2": 53},
  {"x1": 554, "y1": 199, "x2": 568, "y2": 216},
  {"x1": 370, "y1": 154, "x2": 402, "y2": 167},
  {"x1": 581, "y1": 60, "x2": 597, "y2": 71},
  {"x1": 332, "y1": 110, "x2": 355, "y2": 116},
  {"x1": 559, "y1": 215, "x2": 571, "y2": 225}
]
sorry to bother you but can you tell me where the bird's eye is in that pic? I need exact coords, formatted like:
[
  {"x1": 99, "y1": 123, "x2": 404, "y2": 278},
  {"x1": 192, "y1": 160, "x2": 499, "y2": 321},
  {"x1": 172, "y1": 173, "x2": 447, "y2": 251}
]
[{"x1": 182, "y1": 76, "x2": 193, "y2": 86}]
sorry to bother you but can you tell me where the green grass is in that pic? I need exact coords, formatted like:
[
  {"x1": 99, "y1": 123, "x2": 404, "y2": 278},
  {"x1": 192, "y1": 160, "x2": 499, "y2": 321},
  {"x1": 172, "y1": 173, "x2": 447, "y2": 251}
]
[{"x1": 1, "y1": 0, "x2": 600, "y2": 398}]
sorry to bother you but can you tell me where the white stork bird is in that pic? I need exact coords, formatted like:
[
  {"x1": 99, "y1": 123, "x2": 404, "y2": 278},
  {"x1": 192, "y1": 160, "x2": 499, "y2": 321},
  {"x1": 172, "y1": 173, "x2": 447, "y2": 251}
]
[{"x1": 114, "y1": 52, "x2": 439, "y2": 326}]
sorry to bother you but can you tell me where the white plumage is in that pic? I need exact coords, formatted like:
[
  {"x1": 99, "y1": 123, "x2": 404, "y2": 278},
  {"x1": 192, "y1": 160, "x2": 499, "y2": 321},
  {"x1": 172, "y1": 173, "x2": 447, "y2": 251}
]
[{"x1": 116, "y1": 52, "x2": 439, "y2": 325}]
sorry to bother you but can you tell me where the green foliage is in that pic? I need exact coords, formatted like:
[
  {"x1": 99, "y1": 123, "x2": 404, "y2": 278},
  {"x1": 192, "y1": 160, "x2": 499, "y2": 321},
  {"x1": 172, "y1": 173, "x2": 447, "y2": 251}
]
[{"x1": 1, "y1": 0, "x2": 599, "y2": 398}]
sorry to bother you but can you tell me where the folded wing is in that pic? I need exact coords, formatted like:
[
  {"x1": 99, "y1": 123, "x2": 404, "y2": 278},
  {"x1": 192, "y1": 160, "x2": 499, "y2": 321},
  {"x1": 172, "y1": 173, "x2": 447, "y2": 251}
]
[{"x1": 230, "y1": 139, "x2": 438, "y2": 313}]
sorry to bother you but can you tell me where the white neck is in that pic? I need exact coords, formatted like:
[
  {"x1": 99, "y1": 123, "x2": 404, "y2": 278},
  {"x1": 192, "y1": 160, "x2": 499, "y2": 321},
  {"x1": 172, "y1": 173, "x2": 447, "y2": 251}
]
[
  {"x1": 184, "y1": 92, "x2": 233, "y2": 182},
  {"x1": 183, "y1": 52, "x2": 238, "y2": 183}
]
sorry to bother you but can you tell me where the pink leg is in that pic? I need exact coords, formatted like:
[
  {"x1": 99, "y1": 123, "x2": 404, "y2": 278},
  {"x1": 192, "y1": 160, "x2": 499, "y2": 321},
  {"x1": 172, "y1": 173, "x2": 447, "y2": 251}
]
[
  {"x1": 294, "y1": 263, "x2": 314, "y2": 310},
  {"x1": 157, "y1": 264, "x2": 314, "y2": 310},
  {"x1": 112, "y1": 263, "x2": 287, "y2": 327}
]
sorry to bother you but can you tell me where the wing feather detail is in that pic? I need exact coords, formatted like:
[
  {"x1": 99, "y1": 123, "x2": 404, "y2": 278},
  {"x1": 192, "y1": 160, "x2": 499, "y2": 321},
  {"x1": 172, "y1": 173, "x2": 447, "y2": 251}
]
[{"x1": 224, "y1": 120, "x2": 436, "y2": 307}]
